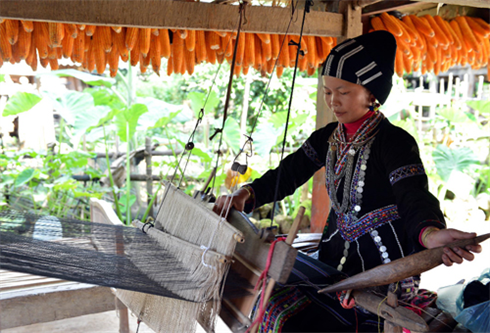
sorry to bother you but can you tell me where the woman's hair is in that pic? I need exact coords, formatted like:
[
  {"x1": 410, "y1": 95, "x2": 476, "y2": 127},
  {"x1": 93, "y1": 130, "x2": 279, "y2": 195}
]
[{"x1": 322, "y1": 31, "x2": 397, "y2": 105}]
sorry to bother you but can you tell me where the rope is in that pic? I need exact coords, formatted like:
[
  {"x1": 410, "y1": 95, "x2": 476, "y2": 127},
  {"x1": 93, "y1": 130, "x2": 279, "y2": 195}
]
[
  {"x1": 270, "y1": 0, "x2": 312, "y2": 227},
  {"x1": 210, "y1": 2, "x2": 246, "y2": 194},
  {"x1": 245, "y1": 236, "x2": 287, "y2": 333}
]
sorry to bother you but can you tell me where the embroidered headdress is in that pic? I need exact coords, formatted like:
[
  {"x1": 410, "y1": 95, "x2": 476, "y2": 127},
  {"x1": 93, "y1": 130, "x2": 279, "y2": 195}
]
[{"x1": 321, "y1": 30, "x2": 397, "y2": 104}]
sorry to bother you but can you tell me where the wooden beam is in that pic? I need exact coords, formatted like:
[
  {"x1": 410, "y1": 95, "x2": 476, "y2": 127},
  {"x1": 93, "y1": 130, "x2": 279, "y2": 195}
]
[
  {"x1": 0, "y1": 282, "x2": 115, "y2": 329},
  {"x1": 338, "y1": 1, "x2": 363, "y2": 43},
  {"x1": 0, "y1": 0, "x2": 344, "y2": 36},
  {"x1": 411, "y1": 0, "x2": 490, "y2": 9},
  {"x1": 362, "y1": 0, "x2": 437, "y2": 16}
]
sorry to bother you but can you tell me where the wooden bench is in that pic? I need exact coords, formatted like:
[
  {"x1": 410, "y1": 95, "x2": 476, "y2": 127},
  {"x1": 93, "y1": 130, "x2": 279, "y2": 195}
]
[{"x1": 0, "y1": 267, "x2": 115, "y2": 330}]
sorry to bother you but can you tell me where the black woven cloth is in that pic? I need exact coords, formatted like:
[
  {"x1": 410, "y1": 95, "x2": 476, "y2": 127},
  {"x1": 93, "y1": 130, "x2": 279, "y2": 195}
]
[{"x1": 0, "y1": 209, "x2": 210, "y2": 301}]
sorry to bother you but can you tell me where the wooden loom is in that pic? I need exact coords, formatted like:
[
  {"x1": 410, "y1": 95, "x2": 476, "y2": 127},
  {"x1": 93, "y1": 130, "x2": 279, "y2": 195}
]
[{"x1": 90, "y1": 182, "x2": 299, "y2": 333}]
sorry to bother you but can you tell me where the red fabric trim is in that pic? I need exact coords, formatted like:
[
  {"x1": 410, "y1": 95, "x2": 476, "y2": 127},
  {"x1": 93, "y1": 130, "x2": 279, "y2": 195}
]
[{"x1": 343, "y1": 110, "x2": 374, "y2": 135}]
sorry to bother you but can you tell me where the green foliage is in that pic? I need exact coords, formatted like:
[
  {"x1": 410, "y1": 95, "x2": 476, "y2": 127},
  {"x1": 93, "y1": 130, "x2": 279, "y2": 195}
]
[
  {"x1": 44, "y1": 69, "x2": 116, "y2": 88},
  {"x1": 114, "y1": 104, "x2": 148, "y2": 142},
  {"x1": 13, "y1": 168, "x2": 36, "y2": 188},
  {"x1": 432, "y1": 145, "x2": 479, "y2": 182},
  {"x1": 2, "y1": 92, "x2": 42, "y2": 116}
]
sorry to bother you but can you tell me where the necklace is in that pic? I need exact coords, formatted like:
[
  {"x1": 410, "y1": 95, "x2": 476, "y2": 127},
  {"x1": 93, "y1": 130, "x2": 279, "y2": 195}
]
[{"x1": 326, "y1": 112, "x2": 384, "y2": 216}]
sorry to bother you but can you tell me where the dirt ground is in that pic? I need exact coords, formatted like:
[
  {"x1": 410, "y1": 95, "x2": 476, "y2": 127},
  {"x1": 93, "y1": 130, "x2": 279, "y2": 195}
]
[{"x1": 3, "y1": 310, "x2": 232, "y2": 333}]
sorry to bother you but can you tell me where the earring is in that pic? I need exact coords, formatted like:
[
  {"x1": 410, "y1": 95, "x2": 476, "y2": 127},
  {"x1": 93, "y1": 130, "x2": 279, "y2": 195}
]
[{"x1": 369, "y1": 99, "x2": 380, "y2": 112}]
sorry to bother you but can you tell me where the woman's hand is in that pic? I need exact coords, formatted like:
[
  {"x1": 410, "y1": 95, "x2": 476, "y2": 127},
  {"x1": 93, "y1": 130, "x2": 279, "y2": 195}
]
[
  {"x1": 424, "y1": 228, "x2": 482, "y2": 266},
  {"x1": 213, "y1": 187, "x2": 251, "y2": 218}
]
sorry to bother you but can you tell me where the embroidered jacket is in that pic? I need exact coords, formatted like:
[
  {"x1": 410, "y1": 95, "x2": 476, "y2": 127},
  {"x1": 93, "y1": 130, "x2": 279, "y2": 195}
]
[{"x1": 245, "y1": 117, "x2": 446, "y2": 278}]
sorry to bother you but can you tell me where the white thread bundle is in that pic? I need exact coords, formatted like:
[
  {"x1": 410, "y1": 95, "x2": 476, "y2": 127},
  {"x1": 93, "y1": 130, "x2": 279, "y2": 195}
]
[
  {"x1": 119, "y1": 183, "x2": 241, "y2": 333},
  {"x1": 155, "y1": 183, "x2": 242, "y2": 256}
]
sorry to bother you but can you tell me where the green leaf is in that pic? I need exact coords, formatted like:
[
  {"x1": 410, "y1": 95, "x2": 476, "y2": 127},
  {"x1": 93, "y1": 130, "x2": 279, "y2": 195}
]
[
  {"x1": 188, "y1": 90, "x2": 220, "y2": 117},
  {"x1": 222, "y1": 117, "x2": 241, "y2": 154},
  {"x1": 253, "y1": 121, "x2": 282, "y2": 158},
  {"x1": 136, "y1": 96, "x2": 188, "y2": 126},
  {"x1": 0, "y1": 159, "x2": 8, "y2": 167},
  {"x1": 72, "y1": 105, "x2": 112, "y2": 140},
  {"x1": 150, "y1": 111, "x2": 181, "y2": 129},
  {"x1": 118, "y1": 194, "x2": 137, "y2": 210},
  {"x1": 466, "y1": 100, "x2": 490, "y2": 115},
  {"x1": 2, "y1": 92, "x2": 42, "y2": 116},
  {"x1": 190, "y1": 147, "x2": 213, "y2": 163},
  {"x1": 42, "y1": 69, "x2": 115, "y2": 88},
  {"x1": 60, "y1": 151, "x2": 96, "y2": 169},
  {"x1": 88, "y1": 108, "x2": 121, "y2": 131},
  {"x1": 53, "y1": 177, "x2": 77, "y2": 191},
  {"x1": 0, "y1": 74, "x2": 5, "y2": 83},
  {"x1": 56, "y1": 91, "x2": 95, "y2": 125},
  {"x1": 115, "y1": 104, "x2": 148, "y2": 142},
  {"x1": 14, "y1": 168, "x2": 36, "y2": 187},
  {"x1": 73, "y1": 191, "x2": 103, "y2": 199},
  {"x1": 432, "y1": 145, "x2": 479, "y2": 182},
  {"x1": 437, "y1": 107, "x2": 472, "y2": 124},
  {"x1": 86, "y1": 88, "x2": 125, "y2": 110}
]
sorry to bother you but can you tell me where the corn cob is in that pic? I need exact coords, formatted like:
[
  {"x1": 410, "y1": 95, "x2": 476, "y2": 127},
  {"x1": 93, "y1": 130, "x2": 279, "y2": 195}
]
[
  {"x1": 424, "y1": 15, "x2": 449, "y2": 49},
  {"x1": 139, "y1": 28, "x2": 151, "y2": 57},
  {"x1": 205, "y1": 34, "x2": 217, "y2": 65},
  {"x1": 85, "y1": 25, "x2": 96, "y2": 37},
  {"x1": 149, "y1": 33, "x2": 161, "y2": 75},
  {"x1": 66, "y1": 24, "x2": 78, "y2": 38},
  {"x1": 261, "y1": 36, "x2": 272, "y2": 61},
  {"x1": 40, "y1": 57, "x2": 49, "y2": 69},
  {"x1": 235, "y1": 32, "x2": 246, "y2": 66},
  {"x1": 184, "y1": 47, "x2": 195, "y2": 75},
  {"x1": 178, "y1": 29, "x2": 188, "y2": 39},
  {"x1": 111, "y1": 26, "x2": 122, "y2": 34},
  {"x1": 186, "y1": 30, "x2": 196, "y2": 52},
  {"x1": 271, "y1": 34, "x2": 280, "y2": 60},
  {"x1": 243, "y1": 33, "x2": 255, "y2": 68},
  {"x1": 130, "y1": 38, "x2": 140, "y2": 67},
  {"x1": 172, "y1": 33, "x2": 184, "y2": 71},
  {"x1": 108, "y1": 43, "x2": 119, "y2": 77},
  {"x1": 454, "y1": 16, "x2": 481, "y2": 54},
  {"x1": 113, "y1": 28, "x2": 128, "y2": 60},
  {"x1": 33, "y1": 22, "x2": 49, "y2": 59},
  {"x1": 20, "y1": 20, "x2": 34, "y2": 33},
  {"x1": 254, "y1": 34, "x2": 263, "y2": 71},
  {"x1": 125, "y1": 27, "x2": 139, "y2": 51},
  {"x1": 371, "y1": 16, "x2": 387, "y2": 31},
  {"x1": 5, "y1": 20, "x2": 19, "y2": 45},
  {"x1": 15, "y1": 27, "x2": 31, "y2": 60},
  {"x1": 167, "y1": 53, "x2": 174, "y2": 76},
  {"x1": 410, "y1": 15, "x2": 434, "y2": 38},
  {"x1": 62, "y1": 33, "x2": 74, "y2": 58},
  {"x1": 195, "y1": 30, "x2": 206, "y2": 63},
  {"x1": 380, "y1": 13, "x2": 403, "y2": 37},
  {"x1": 98, "y1": 26, "x2": 113, "y2": 53},
  {"x1": 72, "y1": 31, "x2": 85, "y2": 63},
  {"x1": 159, "y1": 29, "x2": 171, "y2": 58}
]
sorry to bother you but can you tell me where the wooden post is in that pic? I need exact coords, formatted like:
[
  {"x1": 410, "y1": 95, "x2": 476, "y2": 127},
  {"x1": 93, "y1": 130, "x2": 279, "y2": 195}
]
[
  {"x1": 310, "y1": 1, "x2": 361, "y2": 233},
  {"x1": 311, "y1": 74, "x2": 333, "y2": 233},
  {"x1": 145, "y1": 137, "x2": 153, "y2": 217},
  {"x1": 337, "y1": 1, "x2": 363, "y2": 43}
]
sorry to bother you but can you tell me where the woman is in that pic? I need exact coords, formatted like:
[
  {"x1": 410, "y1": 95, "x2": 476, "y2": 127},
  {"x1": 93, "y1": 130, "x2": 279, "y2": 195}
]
[{"x1": 214, "y1": 30, "x2": 481, "y2": 332}]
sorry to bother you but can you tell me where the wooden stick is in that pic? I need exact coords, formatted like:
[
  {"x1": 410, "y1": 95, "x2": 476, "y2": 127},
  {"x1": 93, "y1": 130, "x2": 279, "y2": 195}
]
[
  {"x1": 319, "y1": 233, "x2": 490, "y2": 294},
  {"x1": 249, "y1": 206, "x2": 305, "y2": 333}
]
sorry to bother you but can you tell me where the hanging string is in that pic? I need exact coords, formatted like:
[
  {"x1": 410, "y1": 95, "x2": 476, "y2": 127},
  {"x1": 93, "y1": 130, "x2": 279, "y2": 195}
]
[
  {"x1": 247, "y1": 0, "x2": 300, "y2": 139},
  {"x1": 167, "y1": 6, "x2": 243, "y2": 191},
  {"x1": 269, "y1": 0, "x2": 312, "y2": 226},
  {"x1": 212, "y1": 0, "x2": 301, "y2": 199},
  {"x1": 210, "y1": 2, "x2": 246, "y2": 194}
]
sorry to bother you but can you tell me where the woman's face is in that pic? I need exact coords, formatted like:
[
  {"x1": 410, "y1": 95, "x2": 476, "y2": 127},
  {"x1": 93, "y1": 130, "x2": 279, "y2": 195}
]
[{"x1": 322, "y1": 76, "x2": 374, "y2": 124}]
